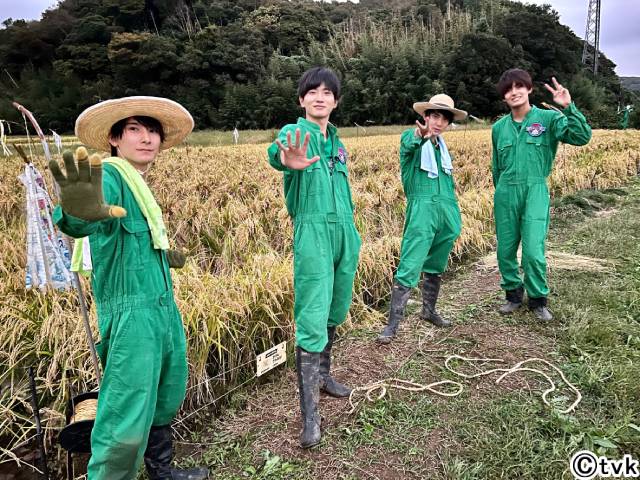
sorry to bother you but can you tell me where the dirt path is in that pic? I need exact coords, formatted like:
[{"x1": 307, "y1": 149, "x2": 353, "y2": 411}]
[{"x1": 182, "y1": 260, "x2": 561, "y2": 479}]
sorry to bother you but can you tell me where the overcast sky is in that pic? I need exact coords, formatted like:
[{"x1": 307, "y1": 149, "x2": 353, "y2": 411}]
[
  {"x1": 518, "y1": 0, "x2": 639, "y2": 76},
  {"x1": 1, "y1": 0, "x2": 638, "y2": 76}
]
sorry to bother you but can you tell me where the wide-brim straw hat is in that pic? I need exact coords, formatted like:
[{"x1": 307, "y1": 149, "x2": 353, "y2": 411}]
[
  {"x1": 75, "y1": 96, "x2": 194, "y2": 152},
  {"x1": 413, "y1": 93, "x2": 468, "y2": 122}
]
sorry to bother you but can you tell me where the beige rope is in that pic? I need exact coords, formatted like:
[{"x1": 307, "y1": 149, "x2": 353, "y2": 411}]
[
  {"x1": 348, "y1": 378, "x2": 463, "y2": 414},
  {"x1": 445, "y1": 355, "x2": 581, "y2": 413},
  {"x1": 70, "y1": 399, "x2": 98, "y2": 423},
  {"x1": 348, "y1": 355, "x2": 581, "y2": 415}
]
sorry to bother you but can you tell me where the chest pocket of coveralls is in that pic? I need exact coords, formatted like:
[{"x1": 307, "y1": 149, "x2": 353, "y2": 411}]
[
  {"x1": 333, "y1": 160, "x2": 353, "y2": 211},
  {"x1": 497, "y1": 140, "x2": 513, "y2": 171},
  {"x1": 525, "y1": 134, "x2": 549, "y2": 167},
  {"x1": 305, "y1": 161, "x2": 325, "y2": 196},
  {"x1": 121, "y1": 218, "x2": 151, "y2": 270}
]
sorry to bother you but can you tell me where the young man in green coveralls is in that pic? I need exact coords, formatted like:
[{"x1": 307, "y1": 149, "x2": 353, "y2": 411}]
[
  {"x1": 50, "y1": 97, "x2": 208, "y2": 480},
  {"x1": 492, "y1": 69, "x2": 592, "y2": 321},
  {"x1": 378, "y1": 94, "x2": 467, "y2": 344},
  {"x1": 267, "y1": 67, "x2": 361, "y2": 448}
]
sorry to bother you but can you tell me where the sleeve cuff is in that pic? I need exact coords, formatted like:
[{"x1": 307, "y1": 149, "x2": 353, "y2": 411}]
[
  {"x1": 53, "y1": 205, "x2": 94, "y2": 234},
  {"x1": 267, "y1": 143, "x2": 287, "y2": 171},
  {"x1": 403, "y1": 129, "x2": 423, "y2": 148},
  {"x1": 562, "y1": 102, "x2": 578, "y2": 115},
  {"x1": 52, "y1": 205, "x2": 64, "y2": 225}
]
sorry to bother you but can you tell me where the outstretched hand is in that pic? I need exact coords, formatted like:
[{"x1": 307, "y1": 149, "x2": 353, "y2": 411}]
[
  {"x1": 544, "y1": 77, "x2": 571, "y2": 109},
  {"x1": 415, "y1": 119, "x2": 432, "y2": 139},
  {"x1": 275, "y1": 129, "x2": 320, "y2": 170},
  {"x1": 49, "y1": 147, "x2": 127, "y2": 221}
]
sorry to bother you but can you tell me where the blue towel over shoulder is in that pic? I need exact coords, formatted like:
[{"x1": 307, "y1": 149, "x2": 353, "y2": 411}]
[{"x1": 420, "y1": 135, "x2": 453, "y2": 178}]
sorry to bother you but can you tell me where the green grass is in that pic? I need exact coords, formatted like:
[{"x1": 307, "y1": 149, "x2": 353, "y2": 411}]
[
  {"x1": 438, "y1": 183, "x2": 640, "y2": 477},
  {"x1": 552, "y1": 187, "x2": 627, "y2": 217},
  {"x1": 138, "y1": 424, "x2": 312, "y2": 480}
]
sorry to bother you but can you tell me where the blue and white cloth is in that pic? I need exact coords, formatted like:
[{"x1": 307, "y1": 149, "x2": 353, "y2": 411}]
[
  {"x1": 21, "y1": 164, "x2": 73, "y2": 290},
  {"x1": 420, "y1": 135, "x2": 453, "y2": 178}
]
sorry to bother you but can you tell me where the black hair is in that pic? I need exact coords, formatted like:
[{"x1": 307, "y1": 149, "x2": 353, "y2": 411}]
[
  {"x1": 497, "y1": 68, "x2": 533, "y2": 98},
  {"x1": 297, "y1": 67, "x2": 341, "y2": 100},
  {"x1": 109, "y1": 116, "x2": 165, "y2": 156},
  {"x1": 424, "y1": 109, "x2": 454, "y2": 124}
]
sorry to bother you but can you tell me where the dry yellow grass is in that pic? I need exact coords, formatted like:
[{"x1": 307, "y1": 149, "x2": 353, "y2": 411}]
[{"x1": 1, "y1": 128, "x2": 639, "y2": 463}]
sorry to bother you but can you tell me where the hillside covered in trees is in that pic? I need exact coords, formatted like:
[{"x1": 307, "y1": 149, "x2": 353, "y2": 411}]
[
  {"x1": 0, "y1": 0, "x2": 636, "y2": 132},
  {"x1": 621, "y1": 77, "x2": 640, "y2": 93}
]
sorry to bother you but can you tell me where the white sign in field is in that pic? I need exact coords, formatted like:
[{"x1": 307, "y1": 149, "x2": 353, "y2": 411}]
[{"x1": 256, "y1": 341, "x2": 287, "y2": 377}]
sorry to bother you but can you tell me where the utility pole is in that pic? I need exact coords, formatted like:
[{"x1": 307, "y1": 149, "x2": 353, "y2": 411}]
[{"x1": 581, "y1": 0, "x2": 602, "y2": 75}]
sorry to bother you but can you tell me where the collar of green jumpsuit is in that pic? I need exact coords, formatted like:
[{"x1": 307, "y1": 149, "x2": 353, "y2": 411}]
[
  {"x1": 510, "y1": 104, "x2": 539, "y2": 125},
  {"x1": 296, "y1": 117, "x2": 337, "y2": 139}
]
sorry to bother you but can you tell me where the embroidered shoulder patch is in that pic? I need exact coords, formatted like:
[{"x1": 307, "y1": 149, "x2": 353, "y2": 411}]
[{"x1": 337, "y1": 146, "x2": 348, "y2": 164}]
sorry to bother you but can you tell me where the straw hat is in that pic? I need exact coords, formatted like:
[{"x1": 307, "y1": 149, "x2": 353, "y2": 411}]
[
  {"x1": 413, "y1": 94, "x2": 468, "y2": 122},
  {"x1": 75, "y1": 96, "x2": 194, "y2": 152}
]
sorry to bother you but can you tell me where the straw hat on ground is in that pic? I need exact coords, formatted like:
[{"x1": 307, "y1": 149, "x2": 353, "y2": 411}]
[
  {"x1": 413, "y1": 94, "x2": 468, "y2": 122},
  {"x1": 75, "y1": 96, "x2": 194, "y2": 152}
]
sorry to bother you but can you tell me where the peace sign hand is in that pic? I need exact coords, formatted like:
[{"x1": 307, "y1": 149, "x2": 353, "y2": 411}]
[
  {"x1": 415, "y1": 119, "x2": 432, "y2": 139},
  {"x1": 49, "y1": 147, "x2": 127, "y2": 221},
  {"x1": 544, "y1": 77, "x2": 571, "y2": 109},
  {"x1": 275, "y1": 129, "x2": 320, "y2": 170}
]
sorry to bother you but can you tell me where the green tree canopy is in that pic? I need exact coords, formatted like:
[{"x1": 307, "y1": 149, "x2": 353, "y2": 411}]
[{"x1": 0, "y1": 0, "x2": 630, "y2": 131}]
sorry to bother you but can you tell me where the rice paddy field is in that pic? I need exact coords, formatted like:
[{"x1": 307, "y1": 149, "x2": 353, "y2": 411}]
[{"x1": 1, "y1": 127, "x2": 639, "y2": 472}]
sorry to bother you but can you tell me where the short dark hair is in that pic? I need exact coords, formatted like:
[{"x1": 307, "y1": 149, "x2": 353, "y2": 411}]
[
  {"x1": 424, "y1": 109, "x2": 454, "y2": 124},
  {"x1": 297, "y1": 67, "x2": 341, "y2": 100},
  {"x1": 497, "y1": 68, "x2": 533, "y2": 98},
  {"x1": 109, "y1": 116, "x2": 165, "y2": 156}
]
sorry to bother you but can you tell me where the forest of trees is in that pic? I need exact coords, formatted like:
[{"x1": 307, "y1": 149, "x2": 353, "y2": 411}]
[
  {"x1": 621, "y1": 77, "x2": 640, "y2": 93},
  {"x1": 1, "y1": 0, "x2": 637, "y2": 132}
]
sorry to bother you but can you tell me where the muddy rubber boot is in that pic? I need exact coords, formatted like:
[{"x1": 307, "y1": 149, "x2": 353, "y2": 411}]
[
  {"x1": 421, "y1": 274, "x2": 451, "y2": 327},
  {"x1": 319, "y1": 326, "x2": 351, "y2": 397},
  {"x1": 296, "y1": 347, "x2": 321, "y2": 449},
  {"x1": 377, "y1": 282, "x2": 412, "y2": 344},
  {"x1": 529, "y1": 296, "x2": 553, "y2": 322},
  {"x1": 144, "y1": 425, "x2": 209, "y2": 480},
  {"x1": 499, "y1": 286, "x2": 524, "y2": 314}
]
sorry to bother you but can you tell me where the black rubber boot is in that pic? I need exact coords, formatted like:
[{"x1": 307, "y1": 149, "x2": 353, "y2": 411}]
[
  {"x1": 421, "y1": 274, "x2": 451, "y2": 327},
  {"x1": 499, "y1": 286, "x2": 524, "y2": 314},
  {"x1": 144, "y1": 425, "x2": 209, "y2": 480},
  {"x1": 319, "y1": 326, "x2": 351, "y2": 397},
  {"x1": 296, "y1": 347, "x2": 321, "y2": 449},
  {"x1": 377, "y1": 282, "x2": 412, "y2": 344},
  {"x1": 528, "y1": 296, "x2": 553, "y2": 321}
]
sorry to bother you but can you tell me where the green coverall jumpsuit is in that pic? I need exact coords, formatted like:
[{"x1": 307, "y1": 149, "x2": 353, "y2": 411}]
[
  {"x1": 492, "y1": 103, "x2": 592, "y2": 301},
  {"x1": 395, "y1": 128, "x2": 462, "y2": 288},
  {"x1": 268, "y1": 117, "x2": 361, "y2": 353},
  {"x1": 53, "y1": 164, "x2": 187, "y2": 479}
]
